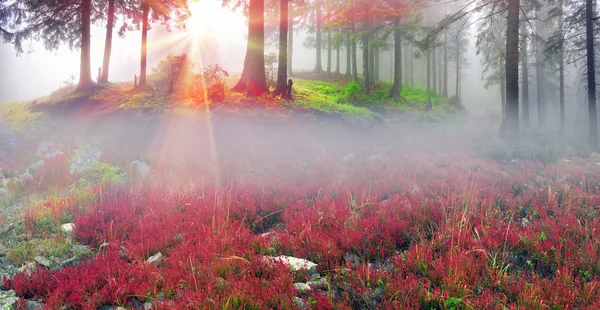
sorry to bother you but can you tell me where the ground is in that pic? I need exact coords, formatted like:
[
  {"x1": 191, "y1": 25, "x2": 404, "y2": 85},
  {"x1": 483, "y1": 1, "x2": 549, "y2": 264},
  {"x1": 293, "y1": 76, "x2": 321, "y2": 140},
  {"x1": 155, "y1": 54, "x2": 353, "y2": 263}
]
[{"x1": 0, "y1": 75, "x2": 599, "y2": 309}]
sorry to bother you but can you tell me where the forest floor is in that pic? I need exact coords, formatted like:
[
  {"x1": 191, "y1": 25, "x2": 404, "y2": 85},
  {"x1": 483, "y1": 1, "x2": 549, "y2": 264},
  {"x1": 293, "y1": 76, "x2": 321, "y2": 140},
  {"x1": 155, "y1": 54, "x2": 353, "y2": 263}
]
[{"x1": 1, "y1": 75, "x2": 599, "y2": 309}]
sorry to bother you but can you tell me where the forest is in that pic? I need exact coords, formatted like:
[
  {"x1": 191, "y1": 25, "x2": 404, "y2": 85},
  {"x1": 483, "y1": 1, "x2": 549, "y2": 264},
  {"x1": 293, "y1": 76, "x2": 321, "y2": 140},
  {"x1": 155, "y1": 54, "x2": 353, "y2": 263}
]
[{"x1": 0, "y1": 0, "x2": 600, "y2": 309}]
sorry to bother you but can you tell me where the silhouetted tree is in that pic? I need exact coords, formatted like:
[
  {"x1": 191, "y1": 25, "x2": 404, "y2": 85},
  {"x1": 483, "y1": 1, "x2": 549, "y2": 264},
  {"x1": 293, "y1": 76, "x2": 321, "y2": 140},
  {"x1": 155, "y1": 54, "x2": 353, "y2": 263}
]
[{"x1": 274, "y1": 0, "x2": 289, "y2": 97}]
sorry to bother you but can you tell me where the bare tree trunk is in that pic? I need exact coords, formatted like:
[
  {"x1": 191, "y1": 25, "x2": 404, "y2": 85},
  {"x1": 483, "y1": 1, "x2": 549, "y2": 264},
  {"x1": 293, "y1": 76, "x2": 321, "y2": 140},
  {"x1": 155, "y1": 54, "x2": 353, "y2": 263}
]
[
  {"x1": 99, "y1": 0, "x2": 114, "y2": 84},
  {"x1": 500, "y1": 79, "x2": 506, "y2": 116},
  {"x1": 408, "y1": 44, "x2": 413, "y2": 86},
  {"x1": 335, "y1": 43, "x2": 340, "y2": 74},
  {"x1": 535, "y1": 5, "x2": 545, "y2": 128},
  {"x1": 432, "y1": 45, "x2": 437, "y2": 94},
  {"x1": 273, "y1": 0, "x2": 288, "y2": 96},
  {"x1": 427, "y1": 48, "x2": 431, "y2": 92},
  {"x1": 346, "y1": 34, "x2": 351, "y2": 77},
  {"x1": 455, "y1": 40, "x2": 459, "y2": 98},
  {"x1": 288, "y1": 8, "x2": 294, "y2": 76},
  {"x1": 390, "y1": 18, "x2": 402, "y2": 100},
  {"x1": 587, "y1": 0, "x2": 598, "y2": 149},
  {"x1": 138, "y1": 3, "x2": 149, "y2": 87},
  {"x1": 327, "y1": 29, "x2": 332, "y2": 75},
  {"x1": 363, "y1": 32, "x2": 370, "y2": 94},
  {"x1": 76, "y1": 0, "x2": 94, "y2": 92},
  {"x1": 351, "y1": 24, "x2": 358, "y2": 82},
  {"x1": 369, "y1": 33, "x2": 375, "y2": 85},
  {"x1": 313, "y1": 0, "x2": 322, "y2": 73},
  {"x1": 521, "y1": 21, "x2": 530, "y2": 127},
  {"x1": 558, "y1": 0, "x2": 565, "y2": 136},
  {"x1": 502, "y1": 0, "x2": 520, "y2": 142},
  {"x1": 374, "y1": 45, "x2": 379, "y2": 81},
  {"x1": 443, "y1": 32, "x2": 448, "y2": 96},
  {"x1": 232, "y1": 0, "x2": 269, "y2": 96}
]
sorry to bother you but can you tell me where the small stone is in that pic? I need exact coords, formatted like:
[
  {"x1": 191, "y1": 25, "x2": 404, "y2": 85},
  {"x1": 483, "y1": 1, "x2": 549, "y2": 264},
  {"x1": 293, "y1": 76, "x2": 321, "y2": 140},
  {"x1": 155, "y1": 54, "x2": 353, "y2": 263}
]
[
  {"x1": 34, "y1": 255, "x2": 53, "y2": 268},
  {"x1": 292, "y1": 297, "x2": 308, "y2": 310},
  {"x1": 129, "y1": 297, "x2": 145, "y2": 309},
  {"x1": 367, "y1": 154, "x2": 386, "y2": 161},
  {"x1": 19, "y1": 173, "x2": 33, "y2": 182},
  {"x1": 70, "y1": 244, "x2": 91, "y2": 256},
  {"x1": 130, "y1": 160, "x2": 151, "y2": 178},
  {"x1": 26, "y1": 300, "x2": 44, "y2": 310},
  {"x1": 17, "y1": 262, "x2": 35, "y2": 274},
  {"x1": 343, "y1": 253, "x2": 361, "y2": 267},
  {"x1": 307, "y1": 278, "x2": 328, "y2": 290},
  {"x1": 294, "y1": 282, "x2": 311, "y2": 293},
  {"x1": 263, "y1": 255, "x2": 318, "y2": 275},
  {"x1": 142, "y1": 302, "x2": 153, "y2": 310},
  {"x1": 59, "y1": 256, "x2": 82, "y2": 268},
  {"x1": 309, "y1": 273, "x2": 321, "y2": 281},
  {"x1": 146, "y1": 252, "x2": 164, "y2": 265},
  {"x1": 563, "y1": 158, "x2": 571, "y2": 163},
  {"x1": 28, "y1": 160, "x2": 45, "y2": 174},
  {"x1": 60, "y1": 223, "x2": 75, "y2": 235}
]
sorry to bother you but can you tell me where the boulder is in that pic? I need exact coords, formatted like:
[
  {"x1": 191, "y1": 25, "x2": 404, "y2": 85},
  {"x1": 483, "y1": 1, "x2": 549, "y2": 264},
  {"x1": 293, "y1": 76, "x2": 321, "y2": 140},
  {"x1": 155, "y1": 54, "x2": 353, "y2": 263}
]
[
  {"x1": 70, "y1": 145, "x2": 102, "y2": 173},
  {"x1": 34, "y1": 255, "x2": 53, "y2": 268},
  {"x1": 293, "y1": 283, "x2": 311, "y2": 293},
  {"x1": 0, "y1": 290, "x2": 18, "y2": 310},
  {"x1": 262, "y1": 255, "x2": 318, "y2": 275},
  {"x1": 26, "y1": 300, "x2": 44, "y2": 310},
  {"x1": 306, "y1": 278, "x2": 328, "y2": 290},
  {"x1": 146, "y1": 252, "x2": 164, "y2": 265},
  {"x1": 60, "y1": 223, "x2": 75, "y2": 235},
  {"x1": 28, "y1": 160, "x2": 44, "y2": 174},
  {"x1": 130, "y1": 160, "x2": 151, "y2": 178}
]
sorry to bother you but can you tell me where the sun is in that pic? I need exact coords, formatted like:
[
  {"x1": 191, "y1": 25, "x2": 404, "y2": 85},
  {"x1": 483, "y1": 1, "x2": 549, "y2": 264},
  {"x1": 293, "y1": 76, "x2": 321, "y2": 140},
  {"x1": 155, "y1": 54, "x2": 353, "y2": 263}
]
[{"x1": 185, "y1": 1, "x2": 246, "y2": 40}]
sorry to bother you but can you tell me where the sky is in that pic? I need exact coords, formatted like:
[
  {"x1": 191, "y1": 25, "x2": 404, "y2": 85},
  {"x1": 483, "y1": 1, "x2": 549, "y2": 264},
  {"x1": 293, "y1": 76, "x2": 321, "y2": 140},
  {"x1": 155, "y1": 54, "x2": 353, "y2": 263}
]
[{"x1": 0, "y1": 0, "x2": 499, "y2": 114}]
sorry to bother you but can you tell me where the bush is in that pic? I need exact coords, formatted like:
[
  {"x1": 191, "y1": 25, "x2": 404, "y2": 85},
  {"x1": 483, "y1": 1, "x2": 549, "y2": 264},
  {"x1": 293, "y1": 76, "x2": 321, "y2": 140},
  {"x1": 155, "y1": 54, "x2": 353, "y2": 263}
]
[
  {"x1": 342, "y1": 81, "x2": 368, "y2": 105},
  {"x1": 202, "y1": 64, "x2": 229, "y2": 102}
]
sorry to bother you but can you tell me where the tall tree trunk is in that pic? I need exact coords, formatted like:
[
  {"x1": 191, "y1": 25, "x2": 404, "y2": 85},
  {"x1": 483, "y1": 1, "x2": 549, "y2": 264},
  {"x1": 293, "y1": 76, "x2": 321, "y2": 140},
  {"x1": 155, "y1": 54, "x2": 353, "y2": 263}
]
[
  {"x1": 232, "y1": 0, "x2": 268, "y2": 96},
  {"x1": 521, "y1": 21, "x2": 530, "y2": 127},
  {"x1": 288, "y1": 8, "x2": 294, "y2": 76},
  {"x1": 500, "y1": 79, "x2": 506, "y2": 116},
  {"x1": 327, "y1": 29, "x2": 332, "y2": 75},
  {"x1": 362, "y1": 32, "x2": 370, "y2": 94},
  {"x1": 535, "y1": 6, "x2": 545, "y2": 128},
  {"x1": 390, "y1": 19, "x2": 402, "y2": 100},
  {"x1": 139, "y1": 3, "x2": 149, "y2": 87},
  {"x1": 443, "y1": 32, "x2": 448, "y2": 96},
  {"x1": 346, "y1": 34, "x2": 351, "y2": 77},
  {"x1": 76, "y1": 0, "x2": 94, "y2": 92},
  {"x1": 427, "y1": 48, "x2": 431, "y2": 92},
  {"x1": 374, "y1": 46, "x2": 379, "y2": 81},
  {"x1": 313, "y1": 0, "x2": 322, "y2": 73},
  {"x1": 432, "y1": 45, "x2": 437, "y2": 94},
  {"x1": 99, "y1": 0, "x2": 114, "y2": 83},
  {"x1": 335, "y1": 43, "x2": 340, "y2": 74},
  {"x1": 408, "y1": 44, "x2": 413, "y2": 86},
  {"x1": 273, "y1": 0, "x2": 288, "y2": 96},
  {"x1": 369, "y1": 33, "x2": 375, "y2": 84},
  {"x1": 351, "y1": 25, "x2": 358, "y2": 82},
  {"x1": 502, "y1": 0, "x2": 520, "y2": 142},
  {"x1": 586, "y1": 0, "x2": 598, "y2": 149},
  {"x1": 455, "y1": 40, "x2": 460, "y2": 98},
  {"x1": 558, "y1": 0, "x2": 565, "y2": 136}
]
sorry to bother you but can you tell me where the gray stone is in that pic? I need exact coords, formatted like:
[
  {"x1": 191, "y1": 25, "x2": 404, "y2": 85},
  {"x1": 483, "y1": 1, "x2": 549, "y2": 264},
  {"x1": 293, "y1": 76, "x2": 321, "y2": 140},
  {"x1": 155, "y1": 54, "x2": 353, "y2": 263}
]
[
  {"x1": 307, "y1": 278, "x2": 328, "y2": 290},
  {"x1": 0, "y1": 290, "x2": 18, "y2": 310},
  {"x1": 17, "y1": 262, "x2": 35, "y2": 274},
  {"x1": 129, "y1": 297, "x2": 145, "y2": 309},
  {"x1": 293, "y1": 282, "x2": 311, "y2": 293},
  {"x1": 34, "y1": 255, "x2": 53, "y2": 268},
  {"x1": 309, "y1": 273, "x2": 321, "y2": 281},
  {"x1": 142, "y1": 302, "x2": 153, "y2": 310},
  {"x1": 59, "y1": 256, "x2": 83, "y2": 268},
  {"x1": 292, "y1": 297, "x2": 308, "y2": 310},
  {"x1": 70, "y1": 145, "x2": 102, "y2": 173},
  {"x1": 60, "y1": 223, "x2": 75, "y2": 235},
  {"x1": 146, "y1": 252, "x2": 164, "y2": 266},
  {"x1": 28, "y1": 160, "x2": 44, "y2": 174},
  {"x1": 98, "y1": 307, "x2": 126, "y2": 310},
  {"x1": 26, "y1": 300, "x2": 44, "y2": 310},
  {"x1": 70, "y1": 244, "x2": 91, "y2": 256},
  {"x1": 367, "y1": 154, "x2": 386, "y2": 161},
  {"x1": 18, "y1": 173, "x2": 33, "y2": 182},
  {"x1": 262, "y1": 255, "x2": 318, "y2": 275},
  {"x1": 342, "y1": 153, "x2": 355, "y2": 163},
  {"x1": 344, "y1": 253, "x2": 361, "y2": 267}
]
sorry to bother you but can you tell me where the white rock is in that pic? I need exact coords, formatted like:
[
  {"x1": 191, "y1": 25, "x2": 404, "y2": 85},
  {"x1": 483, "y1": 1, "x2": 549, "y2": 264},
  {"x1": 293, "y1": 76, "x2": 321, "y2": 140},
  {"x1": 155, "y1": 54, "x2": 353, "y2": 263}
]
[
  {"x1": 60, "y1": 223, "x2": 75, "y2": 235},
  {"x1": 146, "y1": 252, "x2": 164, "y2": 265},
  {"x1": 34, "y1": 255, "x2": 53, "y2": 268},
  {"x1": 130, "y1": 160, "x2": 151, "y2": 178},
  {"x1": 263, "y1": 255, "x2": 318, "y2": 275},
  {"x1": 294, "y1": 282, "x2": 311, "y2": 292}
]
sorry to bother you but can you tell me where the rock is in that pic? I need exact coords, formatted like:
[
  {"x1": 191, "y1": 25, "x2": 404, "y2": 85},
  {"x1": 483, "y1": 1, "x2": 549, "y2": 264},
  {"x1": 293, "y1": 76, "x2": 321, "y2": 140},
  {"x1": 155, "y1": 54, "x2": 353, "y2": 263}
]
[
  {"x1": 367, "y1": 154, "x2": 386, "y2": 161},
  {"x1": 307, "y1": 278, "x2": 328, "y2": 290},
  {"x1": 294, "y1": 282, "x2": 311, "y2": 293},
  {"x1": 142, "y1": 302, "x2": 153, "y2": 310},
  {"x1": 309, "y1": 273, "x2": 321, "y2": 281},
  {"x1": 26, "y1": 300, "x2": 44, "y2": 310},
  {"x1": 18, "y1": 173, "x2": 33, "y2": 182},
  {"x1": 28, "y1": 160, "x2": 45, "y2": 174},
  {"x1": 43, "y1": 148, "x2": 63, "y2": 159},
  {"x1": 17, "y1": 262, "x2": 35, "y2": 274},
  {"x1": 59, "y1": 256, "x2": 83, "y2": 268},
  {"x1": 146, "y1": 252, "x2": 164, "y2": 265},
  {"x1": 60, "y1": 223, "x2": 75, "y2": 235},
  {"x1": 344, "y1": 253, "x2": 361, "y2": 267},
  {"x1": 511, "y1": 159, "x2": 518, "y2": 164},
  {"x1": 371, "y1": 287, "x2": 385, "y2": 302},
  {"x1": 36, "y1": 141, "x2": 52, "y2": 156},
  {"x1": 130, "y1": 160, "x2": 151, "y2": 178},
  {"x1": 292, "y1": 297, "x2": 308, "y2": 310},
  {"x1": 70, "y1": 145, "x2": 102, "y2": 173},
  {"x1": 263, "y1": 255, "x2": 318, "y2": 275},
  {"x1": 99, "y1": 243, "x2": 129, "y2": 259},
  {"x1": 129, "y1": 297, "x2": 145, "y2": 309},
  {"x1": 34, "y1": 255, "x2": 53, "y2": 268},
  {"x1": 563, "y1": 158, "x2": 571, "y2": 163},
  {"x1": 98, "y1": 307, "x2": 126, "y2": 310},
  {"x1": 0, "y1": 290, "x2": 18, "y2": 310},
  {"x1": 70, "y1": 244, "x2": 91, "y2": 256},
  {"x1": 342, "y1": 153, "x2": 355, "y2": 163}
]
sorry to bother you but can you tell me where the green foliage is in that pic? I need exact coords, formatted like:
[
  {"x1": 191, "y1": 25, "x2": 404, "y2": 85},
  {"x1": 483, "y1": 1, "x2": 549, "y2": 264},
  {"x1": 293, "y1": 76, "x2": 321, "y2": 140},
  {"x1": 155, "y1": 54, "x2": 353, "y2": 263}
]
[
  {"x1": 151, "y1": 53, "x2": 195, "y2": 82},
  {"x1": 8, "y1": 237, "x2": 72, "y2": 266},
  {"x1": 83, "y1": 162, "x2": 125, "y2": 185},
  {"x1": 445, "y1": 297, "x2": 463, "y2": 310},
  {"x1": 342, "y1": 81, "x2": 368, "y2": 105}
]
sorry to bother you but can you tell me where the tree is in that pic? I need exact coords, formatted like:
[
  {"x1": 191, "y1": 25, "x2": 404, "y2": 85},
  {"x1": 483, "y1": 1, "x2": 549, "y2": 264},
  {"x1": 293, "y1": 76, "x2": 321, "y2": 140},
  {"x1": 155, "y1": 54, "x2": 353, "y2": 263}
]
[
  {"x1": 314, "y1": 0, "x2": 323, "y2": 73},
  {"x1": 232, "y1": 0, "x2": 269, "y2": 96},
  {"x1": 99, "y1": 0, "x2": 116, "y2": 84},
  {"x1": 586, "y1": 0, "x2": 597, "y2": 149},
  {"x1": 502, "y1": 0, "x2": 519, "y2": 142},
  {"x1": 273, "y1": 0, "x2": 289, "y2": 97},
  {"x1": 521, "y1": 18, "x2": 530, "y2": 127},
  {"x1": 1, "y1": 0, "x2": 100, "y2": 92},
  {"x1": 390, "y1": 16, "x2": 402, "y2": 100}
]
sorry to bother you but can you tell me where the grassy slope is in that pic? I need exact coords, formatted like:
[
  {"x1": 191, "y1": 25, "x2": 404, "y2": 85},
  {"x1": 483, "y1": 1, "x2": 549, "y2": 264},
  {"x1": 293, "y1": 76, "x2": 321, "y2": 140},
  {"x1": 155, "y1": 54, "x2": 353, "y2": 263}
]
[{"x1": 0, "y1": 75, "x2": 464, "y2": 137}]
